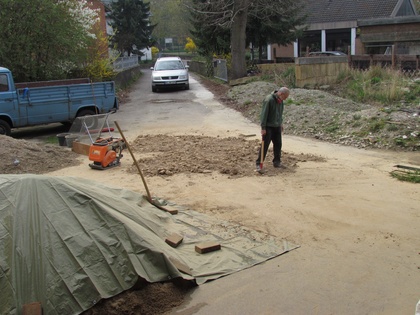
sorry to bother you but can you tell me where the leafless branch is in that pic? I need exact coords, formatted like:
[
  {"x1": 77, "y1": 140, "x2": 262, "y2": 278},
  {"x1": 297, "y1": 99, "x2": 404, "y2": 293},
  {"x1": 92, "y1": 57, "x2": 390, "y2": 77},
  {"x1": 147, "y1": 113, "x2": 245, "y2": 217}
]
[{"x1": 185, "y1": 0, "x2": 254, "y2": 28}]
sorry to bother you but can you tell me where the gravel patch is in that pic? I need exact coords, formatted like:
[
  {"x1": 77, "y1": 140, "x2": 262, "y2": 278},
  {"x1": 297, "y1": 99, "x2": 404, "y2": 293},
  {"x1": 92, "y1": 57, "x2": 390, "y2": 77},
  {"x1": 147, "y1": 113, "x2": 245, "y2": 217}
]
[{"x1": 223, "y1": 81, "x2": 420, "y2": 151}]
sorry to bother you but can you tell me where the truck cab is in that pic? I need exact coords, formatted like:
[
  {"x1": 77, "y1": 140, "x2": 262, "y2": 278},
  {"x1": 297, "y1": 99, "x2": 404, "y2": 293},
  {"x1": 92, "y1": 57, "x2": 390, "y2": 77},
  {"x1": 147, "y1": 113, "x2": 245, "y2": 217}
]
[{"x1": 0, "y1": 67, "x2": 19, "y2": 134}]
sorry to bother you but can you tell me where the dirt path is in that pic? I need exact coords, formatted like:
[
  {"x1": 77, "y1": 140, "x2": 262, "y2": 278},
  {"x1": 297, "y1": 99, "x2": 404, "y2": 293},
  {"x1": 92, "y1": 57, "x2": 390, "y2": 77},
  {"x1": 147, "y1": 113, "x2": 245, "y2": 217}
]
[{"x1": 44, "y1": 75, "x2": 420, "y2": 314}]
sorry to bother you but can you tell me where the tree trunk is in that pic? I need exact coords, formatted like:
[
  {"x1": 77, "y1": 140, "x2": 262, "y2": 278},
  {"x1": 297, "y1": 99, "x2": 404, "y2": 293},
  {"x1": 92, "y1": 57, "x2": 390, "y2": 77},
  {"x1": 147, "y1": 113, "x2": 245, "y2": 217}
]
[
  {"x1": 230, "y1": 0, "x2": 249, "y2": 80},
  {"x1": 258, "y1": 45, "x2": 263, "y2": 61}
]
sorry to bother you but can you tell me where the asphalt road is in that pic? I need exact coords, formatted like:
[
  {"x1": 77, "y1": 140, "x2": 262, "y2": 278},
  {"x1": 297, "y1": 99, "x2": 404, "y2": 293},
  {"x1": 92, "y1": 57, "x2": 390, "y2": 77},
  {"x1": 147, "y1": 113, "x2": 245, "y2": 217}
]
[
  {"x1": 111, "y1": 71, "x2": 215, "y2": 140},
  {"x1": 11, "y1": 69, "x2": 213, "y2": 141}
]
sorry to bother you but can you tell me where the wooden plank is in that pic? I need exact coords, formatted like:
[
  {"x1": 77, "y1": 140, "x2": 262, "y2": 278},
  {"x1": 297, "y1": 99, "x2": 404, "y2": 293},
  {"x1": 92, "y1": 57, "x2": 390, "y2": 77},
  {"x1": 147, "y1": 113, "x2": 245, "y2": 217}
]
[
  {"x1": 160, "y1": 205, "x2": 178, "y2": 215},
  {"x1": 72, "y1": 141, "x2": 91, "y2": 156},
  {"x1": 394, "y1": 164, "x2": 420, "y2": 172}
]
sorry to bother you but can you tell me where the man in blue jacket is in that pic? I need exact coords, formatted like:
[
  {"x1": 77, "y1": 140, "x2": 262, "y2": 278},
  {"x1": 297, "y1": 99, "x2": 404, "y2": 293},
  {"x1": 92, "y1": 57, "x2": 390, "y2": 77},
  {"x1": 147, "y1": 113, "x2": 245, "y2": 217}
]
[{"x1": 255, "y1": 87, "x2": 290, "y2": 172}]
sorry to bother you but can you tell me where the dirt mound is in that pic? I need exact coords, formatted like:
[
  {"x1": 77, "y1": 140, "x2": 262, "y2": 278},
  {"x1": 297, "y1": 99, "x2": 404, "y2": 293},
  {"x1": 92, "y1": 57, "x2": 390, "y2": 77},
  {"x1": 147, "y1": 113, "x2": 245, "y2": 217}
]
[
  {"x1": 0, "y1": 135, "x2": 81, "y2": 174},
  {"x1": 129, "y1": 134, "x2": 325, "y2": 177}
]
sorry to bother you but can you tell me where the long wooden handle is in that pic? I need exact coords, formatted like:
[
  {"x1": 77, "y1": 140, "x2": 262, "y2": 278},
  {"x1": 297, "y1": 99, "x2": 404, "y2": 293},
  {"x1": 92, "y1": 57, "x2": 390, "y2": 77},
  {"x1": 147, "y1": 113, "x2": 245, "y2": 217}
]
[
  {"x1": 260, "y1": 136, "x2": 264, "y2": 167},
  {"x1": 114, "y1": 121, "x2": 152, "y2": 202}
]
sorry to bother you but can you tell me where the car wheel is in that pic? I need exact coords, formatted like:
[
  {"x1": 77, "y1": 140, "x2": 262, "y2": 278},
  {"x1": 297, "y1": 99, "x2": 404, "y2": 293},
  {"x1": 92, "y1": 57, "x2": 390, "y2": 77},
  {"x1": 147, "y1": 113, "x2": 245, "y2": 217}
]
[
  {"x1": 185, "y1": 84, "x2": 190, "y2": 90},
  {"x1": 0, "y1": 119, "x2": 12, "y2": 136},
  {"x1": 152, "y1": 86, "x2": 157, "y2": 92},
  {"x1": 77, "y1": 109, "x2": 98, "y2": 129}
]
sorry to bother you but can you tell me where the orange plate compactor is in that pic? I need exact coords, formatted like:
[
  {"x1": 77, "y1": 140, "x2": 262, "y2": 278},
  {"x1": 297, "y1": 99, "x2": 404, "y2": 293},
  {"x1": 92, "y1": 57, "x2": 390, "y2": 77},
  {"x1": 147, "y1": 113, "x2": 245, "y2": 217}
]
[{"x1": 88, "y1": 137, "x2": 126, "y2": 170}]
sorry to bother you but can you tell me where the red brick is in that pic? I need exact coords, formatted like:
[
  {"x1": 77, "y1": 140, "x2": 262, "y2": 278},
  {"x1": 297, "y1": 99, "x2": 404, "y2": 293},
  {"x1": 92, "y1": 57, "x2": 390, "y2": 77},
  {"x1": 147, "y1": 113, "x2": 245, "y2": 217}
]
[
  {"x1": 195, "y1": 242, "x2": 221, "y2": 254},
  {"x1": 22, "y1": 302, "x2": 42, "y2": 315},
  {"x1": 165, "y1": 233, "x2": 183, "y2": 248}
]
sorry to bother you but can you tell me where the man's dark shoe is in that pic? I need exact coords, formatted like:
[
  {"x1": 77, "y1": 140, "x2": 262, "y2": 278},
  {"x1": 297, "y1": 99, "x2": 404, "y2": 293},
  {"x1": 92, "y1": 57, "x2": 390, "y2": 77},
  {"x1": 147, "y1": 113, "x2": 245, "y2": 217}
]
[{"x1": 273, "y1": 162, "x2": 281, "y2": 168}]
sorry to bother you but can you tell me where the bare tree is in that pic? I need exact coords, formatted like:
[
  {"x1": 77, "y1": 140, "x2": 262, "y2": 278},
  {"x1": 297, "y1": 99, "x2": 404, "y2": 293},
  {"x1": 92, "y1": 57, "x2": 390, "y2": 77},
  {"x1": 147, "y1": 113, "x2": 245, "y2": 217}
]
[
  {"x1": 188, "y1": 0, "x2": 249, "y2": 79},
  {"x1": 188, "y1": 0, "x2": 305, "y2": 80},
  {"x1": 230, "y1": 0, "x2": 250, "y2": 80}
]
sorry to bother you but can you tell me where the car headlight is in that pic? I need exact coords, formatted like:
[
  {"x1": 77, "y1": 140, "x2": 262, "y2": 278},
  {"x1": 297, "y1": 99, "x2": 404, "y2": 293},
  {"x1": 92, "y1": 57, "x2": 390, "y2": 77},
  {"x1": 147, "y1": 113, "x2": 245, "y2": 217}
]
[
  {"x1": 152, "y1": 75, "x2": 161, "y2": 81},
  {"x1": 179, "y1": 75, "x2": 188, "y2": 80}
]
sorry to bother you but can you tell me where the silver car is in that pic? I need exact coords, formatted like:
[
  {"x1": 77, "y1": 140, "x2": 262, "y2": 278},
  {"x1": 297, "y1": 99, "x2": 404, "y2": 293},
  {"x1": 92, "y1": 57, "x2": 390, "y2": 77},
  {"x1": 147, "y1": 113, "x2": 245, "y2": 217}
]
[
  {"x1": 150, "y1": 57, "x2": 189, "y2": 92},
  {"x1": 308, "y1": 51, "x2": 347, "y2": 56}
]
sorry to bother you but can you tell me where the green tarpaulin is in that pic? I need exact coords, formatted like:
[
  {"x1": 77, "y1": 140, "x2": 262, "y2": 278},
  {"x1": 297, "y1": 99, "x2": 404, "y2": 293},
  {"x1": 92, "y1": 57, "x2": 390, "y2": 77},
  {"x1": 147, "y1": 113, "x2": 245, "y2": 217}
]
[{"x1": 0, "y1": 175, "x2": 298, "y2": 314}]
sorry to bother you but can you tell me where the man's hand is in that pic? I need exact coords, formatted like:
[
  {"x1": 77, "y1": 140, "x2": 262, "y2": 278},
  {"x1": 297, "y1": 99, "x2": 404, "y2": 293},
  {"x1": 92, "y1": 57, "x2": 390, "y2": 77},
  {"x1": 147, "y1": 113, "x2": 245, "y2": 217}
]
[{"x1": 261, "y1": 129, "x2": 266, "y2": 136}]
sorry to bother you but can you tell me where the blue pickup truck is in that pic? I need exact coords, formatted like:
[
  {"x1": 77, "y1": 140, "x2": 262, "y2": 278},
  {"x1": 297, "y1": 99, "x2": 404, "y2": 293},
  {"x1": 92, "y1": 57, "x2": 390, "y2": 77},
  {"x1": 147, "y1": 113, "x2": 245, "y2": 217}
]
[{"x1": 0, "y1": 67, "x2": 118, "y2": 136}]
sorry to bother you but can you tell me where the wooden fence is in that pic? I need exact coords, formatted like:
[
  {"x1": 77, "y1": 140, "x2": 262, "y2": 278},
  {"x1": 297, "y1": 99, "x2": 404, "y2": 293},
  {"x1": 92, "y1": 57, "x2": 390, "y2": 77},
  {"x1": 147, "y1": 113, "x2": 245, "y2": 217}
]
[{"x1": 349, "y1": 54, "x2": 419, "y2": 72}]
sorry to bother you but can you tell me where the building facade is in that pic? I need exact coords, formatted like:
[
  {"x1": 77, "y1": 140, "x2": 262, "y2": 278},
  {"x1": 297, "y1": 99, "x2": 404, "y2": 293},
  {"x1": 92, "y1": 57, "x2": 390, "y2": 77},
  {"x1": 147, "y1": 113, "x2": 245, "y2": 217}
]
[{"x1": 270, "y1": 0, "x2": 419, "y2": 60}]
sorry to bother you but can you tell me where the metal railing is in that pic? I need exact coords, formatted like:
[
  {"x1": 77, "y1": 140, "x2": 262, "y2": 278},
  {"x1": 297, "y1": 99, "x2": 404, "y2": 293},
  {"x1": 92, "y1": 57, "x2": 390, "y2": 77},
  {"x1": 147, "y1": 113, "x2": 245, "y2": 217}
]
[
  {"x1": 213, "y1": 59, "x2": 228, "y2": 82},
  {"x1": 113, "y1": 55, "x2": 139, "y2": 71}
]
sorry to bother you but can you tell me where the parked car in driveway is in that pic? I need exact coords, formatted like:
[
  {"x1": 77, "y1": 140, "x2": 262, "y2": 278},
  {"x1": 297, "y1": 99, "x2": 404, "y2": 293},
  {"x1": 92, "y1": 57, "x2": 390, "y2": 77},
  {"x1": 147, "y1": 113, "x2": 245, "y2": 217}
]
[
  {"x1": 150, "y1": 57, "x2": 189, "y2": 92},
  {"x1": 308, "y1": 51, "x2": 347, "y2": 56}
]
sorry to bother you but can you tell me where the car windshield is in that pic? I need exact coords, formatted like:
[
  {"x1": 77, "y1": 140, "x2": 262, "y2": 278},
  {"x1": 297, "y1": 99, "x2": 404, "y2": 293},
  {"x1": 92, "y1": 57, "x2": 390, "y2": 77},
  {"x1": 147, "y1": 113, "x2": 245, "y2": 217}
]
[{"x1": 155, "y1": 60, "x2": 184, "y2": 71}]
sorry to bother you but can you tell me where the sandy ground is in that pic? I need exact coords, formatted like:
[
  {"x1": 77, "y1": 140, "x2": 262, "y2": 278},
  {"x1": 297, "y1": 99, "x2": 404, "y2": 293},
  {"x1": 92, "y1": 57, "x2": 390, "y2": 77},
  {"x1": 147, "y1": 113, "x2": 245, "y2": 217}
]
[
  {"x1": 45, "y1": 75, "x2": 420, "y2": 314},
  {"x1": 4, "y1": 73, "x2": 419, "y2": 314},
  {"x1": 50, "y1": 135, "x2": 420, "y2": 314}
]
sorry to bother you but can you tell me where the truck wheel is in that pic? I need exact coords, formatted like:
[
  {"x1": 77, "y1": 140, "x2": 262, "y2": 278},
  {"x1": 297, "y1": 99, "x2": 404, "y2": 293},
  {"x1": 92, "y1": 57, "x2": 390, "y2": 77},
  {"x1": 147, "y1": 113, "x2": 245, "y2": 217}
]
[
  {"x1": 77, "y1": 109, "x2": 98, "y2": 129},
  {"x1": 0, "y1": 119, "x2": 12, "y2": 136}
]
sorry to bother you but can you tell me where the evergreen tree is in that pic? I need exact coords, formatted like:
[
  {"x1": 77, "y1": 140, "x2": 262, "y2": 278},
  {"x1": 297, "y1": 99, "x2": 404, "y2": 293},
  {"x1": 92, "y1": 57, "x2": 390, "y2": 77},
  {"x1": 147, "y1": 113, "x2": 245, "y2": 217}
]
[
  {"x1": 246, "y1": 3, "x2": 306, "y2": 60},
  {"x1": 110, "y1": 0, "x2": 155, "y2": 56},
  {"x1": 189, "y1": 0, "x2": 230, "y2": 57}
]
